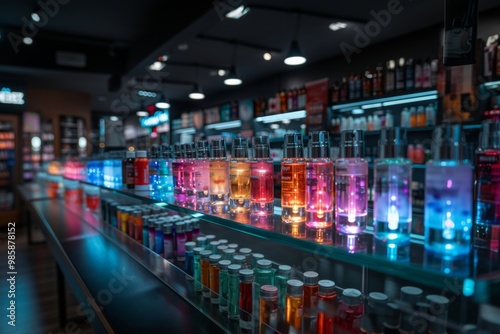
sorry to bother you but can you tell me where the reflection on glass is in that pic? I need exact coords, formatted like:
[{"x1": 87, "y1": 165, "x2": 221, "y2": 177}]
[
  {"x1": 334, "y1": 232, "x2": 367, "y2": 254},
  {"x1": 373, "y1": 237, "x2": 410, "y2": 262}
]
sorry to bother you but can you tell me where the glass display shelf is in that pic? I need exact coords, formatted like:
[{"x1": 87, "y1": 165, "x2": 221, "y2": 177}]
[{"x1": 78, "y1": 179, "x2": 500, "y2": 304}]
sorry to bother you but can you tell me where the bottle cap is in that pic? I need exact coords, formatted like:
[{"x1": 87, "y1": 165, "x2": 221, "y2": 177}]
[
  {"x1": 218, "y1": 260, "x2": 231, "y2": 270},
  {"x1": 217, "y1": 245, "x2": 228, "y2": 253},
  {"x1": 309, "y1": 131, "x2": 330, "y2": 158},
  {"x1": 378, "y1": 127, "x2": 406, "y2": 158},
  {"x1": 185, "y1": 241, "x2": 196, "y2": 252},
  {"x1": 342, "y1": 288, "x2": 362, "y2": 305},
  {"x1": 211, "y1": 139, "x2": 227, "y2": 158},
  {"x1": 205, "y1": 235, "x2": 216, "y2": 242},
  {"x1": 196, "y1": 236, "x2": 207, "y2": 247},
  {"x1": 228, "y1": 264, "x2": 242, "y2": 275},
  {"x1": 368, "y1": 292, "x2": 388, "y2": 309},
  {"x1": 232, "y1": 138, "x2": 249, "y2": 158},
  {"x1": 173, "y1": 144, "x2": 182, "y2": 159},
  {"x1": 182, "y1": 143, "x2": 195, "y2": 159},
  {"x1": 277, "y1": 265, "x2": 292, "y2": 277},
  {"x1": 147, "y1": 218, "x2": 157, "y2": 227},
  {"x1": 252, "y1": 253, "x2": 264, "y2": 262},
  {"x1": 161, "y1": 144, "x2": 172, "y2": 159},
  {"x1": 318, "y1": 280, "x2": 336, "y2": 295},
  {"x1": 218, "y1": 239, "x2": 228, "y2": 245},
  {"x1": 126, "y1": 151, "x2": 135, "y2": 158},
  {"x1": 432, "y1": 124, "x2": 465, "y2": 161},
  {"x1": 252, "y1": 136, "x2": 270, "y2": 158},
  {"x1": 150, "y1": 144, "x2": 159, "y2": 159},
  {"x1": 154, "y1": 221, "x2": 163, "y2": 230},
  {"x1": 340, "y1": 130, "x2": 364, "y2": 158},
  {"x1": 303, "y1": 271, "x2": 319, "y2": 285},
  {"x1": 239, "y1": 269, "x2": 254, "y2": 282},
  {"x1": 200, "y1": 250, "x2": 212, "y2": 260},
  {"x1": 196, "y1": 140, "x2": 211, "y2": 158},
  {"x1": 223, "y1": 248, "x2": 236, "y2": 256},
  {"x1": 210, "y1": 240, "x2": 220, "y2": 247},
  {"x1": 256, "y1": 259, "x2": 272, "y2": 269},
  {"x1": 260, "y1": 285, "x2": 278, "y2": 299},
  {"x1": 193, "y1": 247, "x2": 205, "y2": 255},
  {"x1": 239, "y1": 248, "x2": 252, "y2": 255},
  {"x1": 384, "y1": 302, "x2": 401, "y2": 329},
  {"x1": 227, "y1": 243, "x2": 238, "y2": 249},
  {"x1": 175, "y1": 222, "x2": 185, "y2": 233},
  {"x1": 480, "y1": 119, "x2": 500, "y2": 149},
  {"x1": 283, "y1": 133, "x2": 304, "y2": 158},
  {"x1": 185, "y1": 221, "x2": 193, "y2": 232},
  {"x1": 287, "y1": 279, "x2": 304, "y2": 297},
  {"x1": 233, "y1": 255, "x2": 246, "y2": 265},
  {"x1": 136, "y1": 150, "x2": 147, "y2": 158},
  {"x1": 209, "y1": 254, "x2": 222, "y2": 264},
  {"x1": 400, "y1": 286, "x2": 423, "y2": 305}
]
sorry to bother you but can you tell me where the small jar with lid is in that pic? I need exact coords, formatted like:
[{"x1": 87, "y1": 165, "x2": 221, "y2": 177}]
[
  {"x1": 200, "y1": 250, "x2": 213, "y2": 298},
  {"x1": 184, "y1": 241, "x2": 196, "y2": 276},
  {"x1": 209, "y1": 254, "x2": 222, "y2": 304},
  {"x1": 175, "y1": 222, "x2": 187, "y2": 261},
  {"x1": 239, "y1": 269, "x2": 254, "y2": 330},
  {"x1": 260, "y1": 285, "x2": 279, "y2": 332},
  {"x1": 154, "y1": 221, "x2": 164, "y2": 254},
  {"x1": 218, "y1": 260, "x2": 232, "y2": 313}
]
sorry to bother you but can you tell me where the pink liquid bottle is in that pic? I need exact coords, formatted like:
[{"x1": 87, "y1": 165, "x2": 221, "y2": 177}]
[
  {"x1": 182, "y1": 143, "x2": 196, "y2": 209},
  {"x1": 335, "y1": 130, "x2": 368, "y2": 234},
  {"x1": 195, "y1": 140, "x2": 211, "y2": 212},
  {"x1": 335, "y1": 288, "x2": 363, "y2": 333},
  {"x1": 172, "y1": 144, "x2": 186, "y2": 207},
  {"x1": 250, "y1": 136, "x2": 274, "y2": 229},
  {"x1": 474, "y1": 119, "x2": 500, "y2": 251},
  {"x1": 306, "y1": 131, "x2": 334, "y2": 243}
]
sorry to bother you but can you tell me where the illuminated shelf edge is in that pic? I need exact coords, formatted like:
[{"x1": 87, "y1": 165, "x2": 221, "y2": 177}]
[{"x1": 332, "y1": 90, "x2": 438, "y2": 111}]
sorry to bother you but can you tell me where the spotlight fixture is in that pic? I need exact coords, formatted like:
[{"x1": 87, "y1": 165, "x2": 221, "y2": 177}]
[
  {"x1": 149, "y1": 61, "x2": 165, "y2": 71},
  {"x1": 110, "y1": 116, "x2": 119, "y2": 121},
  {"x1": 329, "y1": 22, "x2": 347, "y2": 31},
  {"x1": 284, "y1": 40, "x2": 306, "y2": 66},
  {"x1": 189, "y1": 85, "x2": 205, "y2": 100},
  {"x1": 136, "y1": 111, "x2": 149, "y2": 117},
  {"x1": 23, "y1": 37, "x2": 33, "y2": 45},
  {"x1": 263, "y1": 52, "x2": 272, "y2": 61},
  {"x1": 155, "y1": 94, "x2": 170, "y2": 109},
  {"x1": 226, "y1": 5, "x2": 250, "y2": 19},
  {"x1": 31, "y1": 12, "x2": 41, "y2": 22},
  {"x1": 218, "y1": 69, "x2": 226, "y2": 76},
  {"x1": 224, "y1": 66, "x2": 242, "y2": 86}
]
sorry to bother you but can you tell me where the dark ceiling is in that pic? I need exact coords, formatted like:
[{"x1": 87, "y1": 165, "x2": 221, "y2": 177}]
[{"x1": 1, "y1": 0, "x2": 500, "y2": 115}]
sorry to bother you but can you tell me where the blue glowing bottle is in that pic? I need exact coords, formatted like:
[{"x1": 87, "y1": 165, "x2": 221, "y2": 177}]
[
  {"x1": 159, "y1": 144, "x2": 174, "y2": 203},
  {"x1": 424, "y1": 124, "x2": 473, "y2": 274},
  {"x1": 172, "y1": 144, "x2": 186, "y2": 207},
  {"x1": 149, "y1": 144, "x2": 160, "y2": 199},
  {"x1": 373, "y1": 128, "x2": 412, "y2": 261}
]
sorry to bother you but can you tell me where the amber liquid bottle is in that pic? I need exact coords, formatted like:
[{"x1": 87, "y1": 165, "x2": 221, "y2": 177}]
[
  {"x1": 285, "y1": 279, "x2": 304, "y2": 331},
  {"x1": 239, "y1": 269, "x2": 254, "y2": 330},
  {"x1": 303, "y1": 271, "x2": 319, "y2": 318},
  {"x1": 230, "y1": 138, "x2": 251, "y2": 216},
  {"x1": 200, "y1": 250, "x2": 213, "y2": 299},
  {"x1": 209, "y1": 254, "x2": 222, "y2": 304},
  {"x1": 281, "y1": 134, "x2": 306, "y2": 238},
  {"x1": 210, "y1": 139, "x2": 229, "y2": 215},
  {"x1": 317, "y1": 280, "x2": 337, "y2": 334},
  {"x1": 260, "y1": 285, "x2": 279, "y2": 334}
]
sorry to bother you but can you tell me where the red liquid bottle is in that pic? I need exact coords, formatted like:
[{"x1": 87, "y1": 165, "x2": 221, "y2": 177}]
[
  {"x1": 336, "y1": 288, "x2": 363, "y2": 334},
  {"x1": 475, "y1": 120, "x2": 500, "y2": 251},
  {"x1": 239, "y1": 269, "x2": 254, "y2": 330},
  {"x1": 317, "y1": 280, "x2": 337, "y2": 334},
  {"x1": 303, "y1": 271, "x2": 319, "y2": 318}
]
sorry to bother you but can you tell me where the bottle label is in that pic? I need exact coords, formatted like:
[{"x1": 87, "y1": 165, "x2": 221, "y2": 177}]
[
  {"x1": 126, "y1": 164, "x2": 135, "y2": 185},
  {"x1": 164, "y1": 238, "x2": 174, "y2": 259},
  {"x1": 230, "y1": 162, "x2": 251, "y2": 199},
  {"x1": 281, "y1": 163, "x2": 306, "y2": 206},
  {"x1": 134, "y1": 159, "x2": 149, "y2": 186},
  {"x1": 475, "y1": 152, "x2": 500, "y2": 223}
]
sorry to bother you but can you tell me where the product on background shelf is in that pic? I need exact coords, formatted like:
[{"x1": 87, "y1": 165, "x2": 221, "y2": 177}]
[
  {"x1": 239, "y1": 268, "x2": 254, "y2": 330},
  {"x1": 317, "y1": 280, "x2": 337, "y2": 334},
  {"x1": 386, "y1": 59, "x2": 396, "y2": 94},
  {"x1": 250, "y1": 136, "x2": 274, "y2": 229},
  {"x1": 285, "y1": 279, "x2": 304, "y2": 332},
  {"x1": 182, "y1": 143, "x2": 196, "y2": 209},
  {"x1": 134, "y1": 150, "x2": 149, "y2": 191},
  {"x1": 424, "y1": 125, "x2": 472, "y2": 275},
  {"x1": 422, "y1": 57, "x2": 432, "y2": 88},
  {"x1": 259, "y1": 285, "x2": 279, "y2": 333},
  {"x1": 373, "y1": 128, "x2": 412, "y2": 261},
  {"x1": 210, "y1": 139, "x2": 230, "y2": 215},
  {"x1": 159, "y1": 144, "x2": 174, "y2": 202},
  {"x1": 405, "y1": 58, "x2": 415, "y2": 90},
  {"x1": 124, "y1": 151, "x2": 135, "y2": 189},
  {"x1": 281, "y1": 133, "x2": 306, "y2": 237},
  {"x1": 172, "y1": 144, "x2": 186, "y2": 206},
  {"x1": 337, "y1": 288, "x2": 363, "y2": 332},
  {"x1": 474, "y1": 120, "x2": 500, "y2": 251},
  {"x1": 200, "y1": 250, "x2": 213, "y2": 298},
  {"x1": 194, "y1": 140, "x2": 211, "y2": 212},
  {"x1": 149, "y1": 145, "x2": 160, "y2": 199},
  {"x1": 306, "y1": 131, "x2": 334, "y2": 243},
  {"x1": 209, "y1": 254, "x2": 222, "y2": 304},
  {"x1": 373, "y1": 63, "x2": 384, "y2": 96},
  {"x1": 229, "y1": 138, "x2": 251, "y2": 216},
  {"x1": 218, "y1": 259, "x2": 232, "y2": 312},
  {"x1": 415, "y1": 59, "x2": 423, "y2": 89},
  {"x1": 302, "y1": 271, "x2": 319, "y2": 318},
  {"x1": 228, "y1": 263, "x2": 243, "y2": 320},
  {"x1": 363, "y1": 67, "x2": 373, "y2": 98},
  {"x1": 335, "y1": 130, "x2": 368, "y2": 234},
  {"x1": 395, "y1": 57, "x2": 406, "y2": 91}
]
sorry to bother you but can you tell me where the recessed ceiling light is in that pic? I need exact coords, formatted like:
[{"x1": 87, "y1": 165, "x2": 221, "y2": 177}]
[
  {"x1": 23, "y1": 37, "x2": 33, "y2": 45},
  {"x1": 263, "y1": 52, "x2": 272, "y2": 61},
  {"x1": 158, "y1": 55, "x2": 168, "y2": 62},
  {"x1": 136, "y1": 111, "x2": 149, "y2": 117},
  {"x1": 155, "y1": 102, "x2": 170, "y2": 109},
  {"x1": 149, "y1": 61, "x2": 165, "y2": 71},
  {"x1": 178, "y1": 43, "x2": 188, "y2": 51},
  {"x1": 110, "y1": 116, "x2": 119, "y2": 121},
  {"x1": 31, "y1": 12, "x2": 41, "y2": 22},
  {"x1": 226, "y1": 5, "x2": 250, "y2": 19},
  {"x1": 218, "y1": 69, "x2": 226, "y2": 76},
  {"x1": 329, "y1": 22, "x2": 347, "y2": 31},
  {"x1": 189, "y1": 92, "x2": 205, "y2": 100}
]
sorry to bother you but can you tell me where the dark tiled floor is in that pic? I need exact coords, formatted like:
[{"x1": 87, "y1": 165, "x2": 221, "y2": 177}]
[{"x1": 0, "y1": 223, "x2": 93, "y2": 334}]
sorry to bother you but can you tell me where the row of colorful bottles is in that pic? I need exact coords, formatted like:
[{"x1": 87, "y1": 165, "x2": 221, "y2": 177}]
[
  {"x1": 400, "y1": 105, "x2": 436, "y2": 128},
  {"x1": 330, "y1": 57, "x2": 438, "y2": 103},
  {"x1": 254, "y1": 87, "x2": 307, "y2": 116}
]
